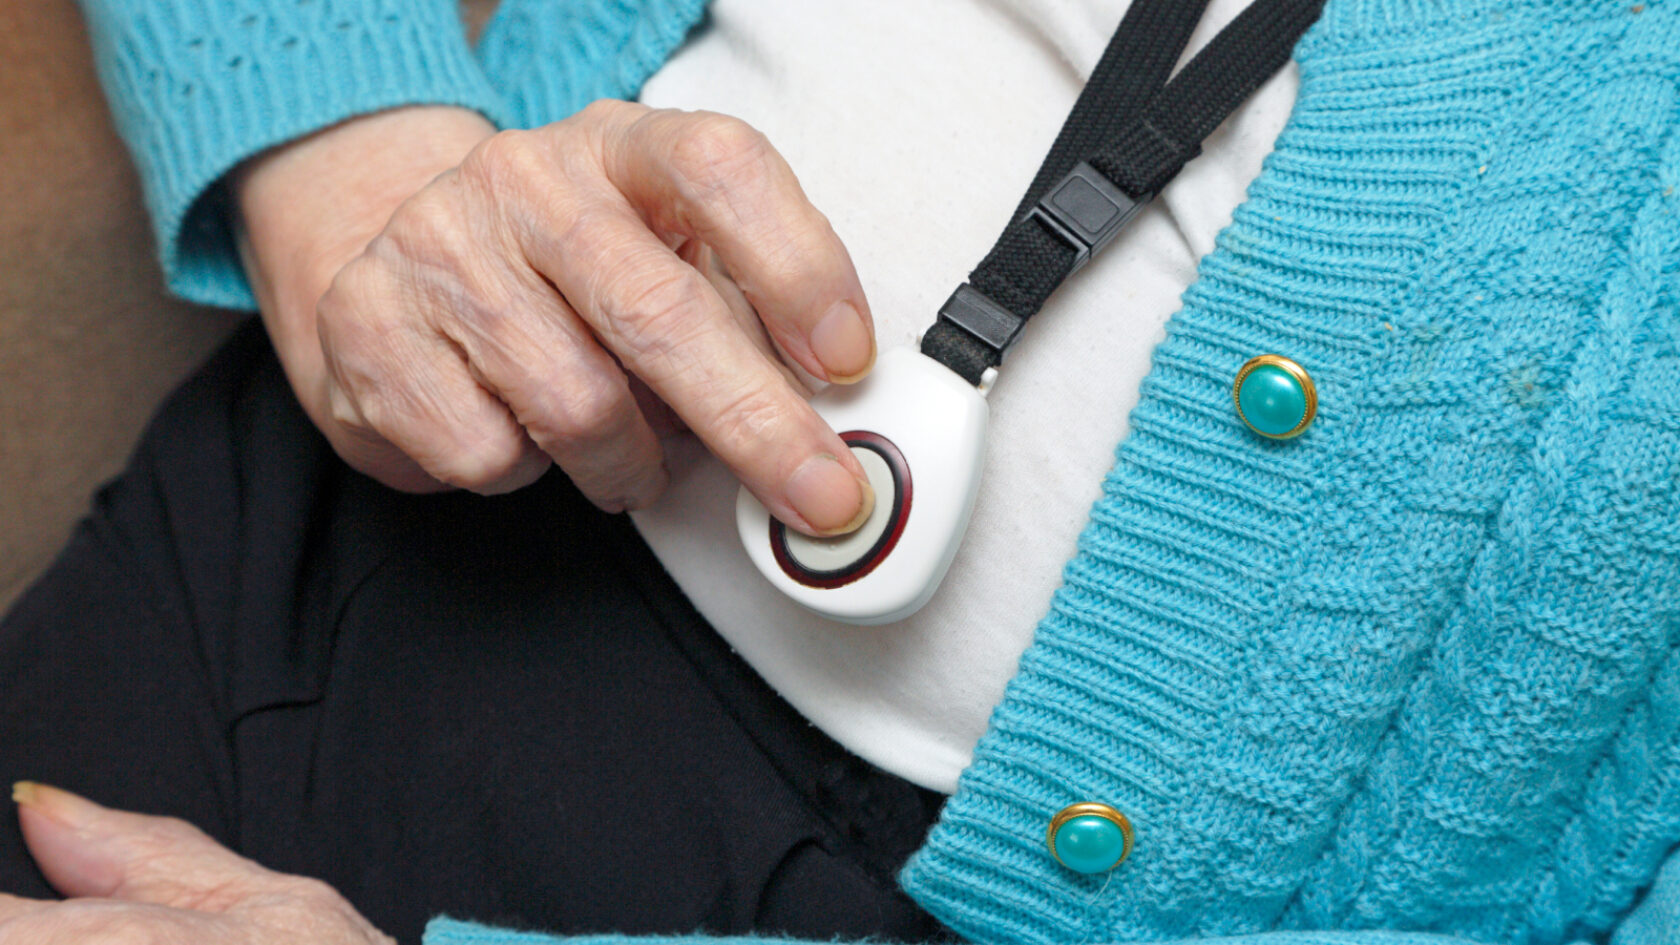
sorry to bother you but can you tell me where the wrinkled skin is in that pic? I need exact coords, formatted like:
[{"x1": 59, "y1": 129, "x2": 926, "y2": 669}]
[
  {"x1": 0, "y1": 784, "x2": 392, "y2": 944},
  {"x1": 237, "y1": 102, "x2": 879, "y2": 536}
]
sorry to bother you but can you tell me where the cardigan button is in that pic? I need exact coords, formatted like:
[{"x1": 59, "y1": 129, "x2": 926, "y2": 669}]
[
  {"x1": 1047, "y1": 802, "x2": 1133, "y2": 874},
  {"x1": 1234, "y1": 354, "x2": 1316, "y2": 439}
]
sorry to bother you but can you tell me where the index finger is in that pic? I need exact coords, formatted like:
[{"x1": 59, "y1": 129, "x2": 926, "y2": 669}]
[
  {"x1": 603, "y1": 106, "x2": 877, "y2": 385},
  {"x1": 516, "y1": 190, "x2": 874, "y2": 537}
]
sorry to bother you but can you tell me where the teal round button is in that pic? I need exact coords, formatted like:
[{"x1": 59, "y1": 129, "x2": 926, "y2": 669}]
[
  {"x1": 1234, "y1": 355, "x2": 1316, "y2": 438},
  {"x1": 1053, "y1": 815, "x2": 1127, "y2": 874}
]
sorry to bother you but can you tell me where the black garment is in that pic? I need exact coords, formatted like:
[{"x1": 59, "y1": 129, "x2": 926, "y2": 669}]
[{"x1": 0, "y1": 321, "x2": 950, "y2": 945}]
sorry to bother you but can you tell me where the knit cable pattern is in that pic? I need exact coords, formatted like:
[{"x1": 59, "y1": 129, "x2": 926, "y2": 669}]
[{"x1": 1283, "y1": 9, "x2": 1680, "y2": 942}]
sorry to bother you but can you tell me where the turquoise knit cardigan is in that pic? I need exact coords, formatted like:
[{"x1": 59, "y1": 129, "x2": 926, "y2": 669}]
[{"x1": 74, "y1": 0, "x2": 1680, "y2": 943}]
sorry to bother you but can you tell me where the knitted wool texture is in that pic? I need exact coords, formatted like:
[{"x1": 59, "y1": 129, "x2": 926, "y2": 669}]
[
  {"x1": 73, "y1": 0, "x2": 1680, "y2": 943},
  {"x1": 904, "y1": 4, "x2": 1680, "y2": 943}
]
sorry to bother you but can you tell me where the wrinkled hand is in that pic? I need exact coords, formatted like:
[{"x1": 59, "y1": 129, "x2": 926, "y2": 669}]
[
  {"x1": 237, "y1": 103, "x2": 877, "y2": 536},
  {"x1": 0, "y1": 783, "x2": 392, "y2": 944}
]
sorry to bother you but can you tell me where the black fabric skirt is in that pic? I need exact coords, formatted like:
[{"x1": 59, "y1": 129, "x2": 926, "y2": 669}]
[{"x1": 0, "y1": 320, "x2": 951, "y2": 945}]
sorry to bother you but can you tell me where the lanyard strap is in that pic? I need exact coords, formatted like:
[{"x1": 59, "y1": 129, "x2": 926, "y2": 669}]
[{"x1": 921, "y1": 0, "x2": 1327, "y2": 386}]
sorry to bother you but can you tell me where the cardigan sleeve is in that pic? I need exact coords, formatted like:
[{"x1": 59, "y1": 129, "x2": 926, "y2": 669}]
[
  {"x1": 420, "y1": 842, "x2": 1680, "y2": 945},
  {"x1": 75, "y1": 0, "x2": 512, "y2": 310}
]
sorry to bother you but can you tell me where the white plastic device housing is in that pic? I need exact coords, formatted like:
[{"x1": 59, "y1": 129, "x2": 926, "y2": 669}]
[{"x1": 736, "y1": 346, "x2": 989, "y2": 625}]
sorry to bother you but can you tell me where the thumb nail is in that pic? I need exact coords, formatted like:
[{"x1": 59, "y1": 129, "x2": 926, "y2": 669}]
[{"x1": 13, "y1": 782, "x2": 101, "y2": 830}]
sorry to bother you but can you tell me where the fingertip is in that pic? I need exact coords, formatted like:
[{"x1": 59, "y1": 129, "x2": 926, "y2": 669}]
[
  {"x1": 783, "y1": 453, "x2": 875, "y2": 537},
  {"x1": 13, "y1": 784, "x2": 124, "y2": 899},
  {"x1": 469, "y1": 444, "x2": 553, "y2": 497}
]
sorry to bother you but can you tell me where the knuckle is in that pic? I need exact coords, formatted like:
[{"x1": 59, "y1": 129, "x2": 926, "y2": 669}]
[
  {"x1": 317, "y1": 257, "x2": 394, "y2": 350},
  {"x1": 464, "y1": 129, "x2": 549, "y2": 195},
  {"x1": 538, "y1": 376, "x2": 633, "y2": 449},
  {"x1": 315, "y1": 269, "x2": 421, "y2": 425},
  {"x1": 393, "y1": 188, "x2": 458, "y2": 247},
  {"x1": 553, "y1": 204, "x2": 630, "y2": 272},
  {"x1": 317, "y1": 255, "x2": 371, "y2": 316},
  {"x1": 667, "y1": 113, "x2": 774, "y2": 202},
  {"x1": 377, "y1": 186, "x2": 473, "y2": 272},
  {"x1": 576, "y1": 98, "x2": 640, "y2": 126},
  {"x1": 608, "y1": 265, "x2": 715, "y2": 356},
  {"x1": 752, "y1": 230, "x2": 818, "y2": 291},
  {"x1": 584, "y1": 253, "x2": 715, "y2": 356},
  {"x1": 708, "y1": 381, "x2": 794, "y2": 456},
  {"x1": 382, "y1": 150, "x2": 523, "y2": 282},
  {"x1": 275, "y1": 875, "x2": 347, "y2": 909},
  {"x1": 144, "y1": 814, "x2": 211, "y2": 848}
]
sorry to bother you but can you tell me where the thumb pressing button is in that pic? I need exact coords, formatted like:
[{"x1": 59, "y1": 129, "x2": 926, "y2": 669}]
[{"x1": 773, "y1": 432, "x2": 910, "y2": 588}]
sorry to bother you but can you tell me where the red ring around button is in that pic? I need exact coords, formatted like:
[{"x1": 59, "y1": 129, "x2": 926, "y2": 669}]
[{"x1": 770, "y1": 430, "x2": 912, "y2": 589}]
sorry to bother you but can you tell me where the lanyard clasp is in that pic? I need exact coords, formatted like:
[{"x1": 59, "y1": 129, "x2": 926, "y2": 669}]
[{"x1": 1030, "y1": 161, "x2": 1151, "y2": 274}]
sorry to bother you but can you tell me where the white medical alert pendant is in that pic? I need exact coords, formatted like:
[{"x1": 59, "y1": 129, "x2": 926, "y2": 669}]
[{"x1": 735, "y1": 346, "x2": 989, "y2": 625}]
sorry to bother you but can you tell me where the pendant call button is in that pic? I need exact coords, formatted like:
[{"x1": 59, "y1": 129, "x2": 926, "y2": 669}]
[
  {"x1": 773, "y1": 432, "x2": 911, "y2": 588},
  {"x1": 736, "y1": 347, "x2": 989, "y2": 625}
]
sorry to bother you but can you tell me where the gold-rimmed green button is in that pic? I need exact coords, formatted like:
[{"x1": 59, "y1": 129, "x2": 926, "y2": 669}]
[
  {"x1": 1047, "y1": 802, "x2": 1133, "y2": 874},
  {"x1": 1234, "y1": 354, "x2": 1316, "y2": 439}
]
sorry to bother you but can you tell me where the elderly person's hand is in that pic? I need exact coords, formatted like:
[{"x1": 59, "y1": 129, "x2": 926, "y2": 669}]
[
  {"x1": 237, "y1": 103, "x2": 877, "y2": 536},
  {"x1": 0, "y1": 783, "x2": 391, "y2": 943}
]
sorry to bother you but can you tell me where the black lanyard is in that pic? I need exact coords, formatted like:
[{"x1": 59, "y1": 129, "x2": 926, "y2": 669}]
[{"x1": 921, "y1": 0, "x2": 1326, "y2": 386}]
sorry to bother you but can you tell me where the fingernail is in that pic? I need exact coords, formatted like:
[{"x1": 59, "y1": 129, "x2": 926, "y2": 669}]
[
  {"x1": 12, "y1": 782, "x2": 38, "y2": 808},
  {"x1": 11, "y1": 782, "x2": 97, "y2": 828},
  {"x1": 786, "y1": 454, "x2": 875, "y2": 535},
  {"x1": 811, "y1": 301, "x2": 875, "y2": 383}
]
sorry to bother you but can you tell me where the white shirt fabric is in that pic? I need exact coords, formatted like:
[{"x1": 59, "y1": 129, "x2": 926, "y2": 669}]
[{"x1": 634, "y1": 0, "x2": 1299, "y2": 793}]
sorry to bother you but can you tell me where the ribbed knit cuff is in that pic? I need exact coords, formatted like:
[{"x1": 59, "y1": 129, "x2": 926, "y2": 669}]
[
  {"x1": 475, "y1": 0, "x2": 707, "y2": 130},
  {"x1": 80, "y1": 0, "x2": 513, "y2": 310}
]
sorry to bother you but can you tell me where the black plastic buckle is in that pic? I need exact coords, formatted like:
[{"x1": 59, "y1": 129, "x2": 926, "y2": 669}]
[
  {"x1": 935, "y1": 284, "x2": 1024, "y2": 363},
  {"x1": 1029, "y1": 162, "x2": 1150, "y2": 273}
]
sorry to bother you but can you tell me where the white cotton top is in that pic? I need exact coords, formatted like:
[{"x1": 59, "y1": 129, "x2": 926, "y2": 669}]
[{"x1": 633, "y1": 0, "x2": 1298, "y2": 794}]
